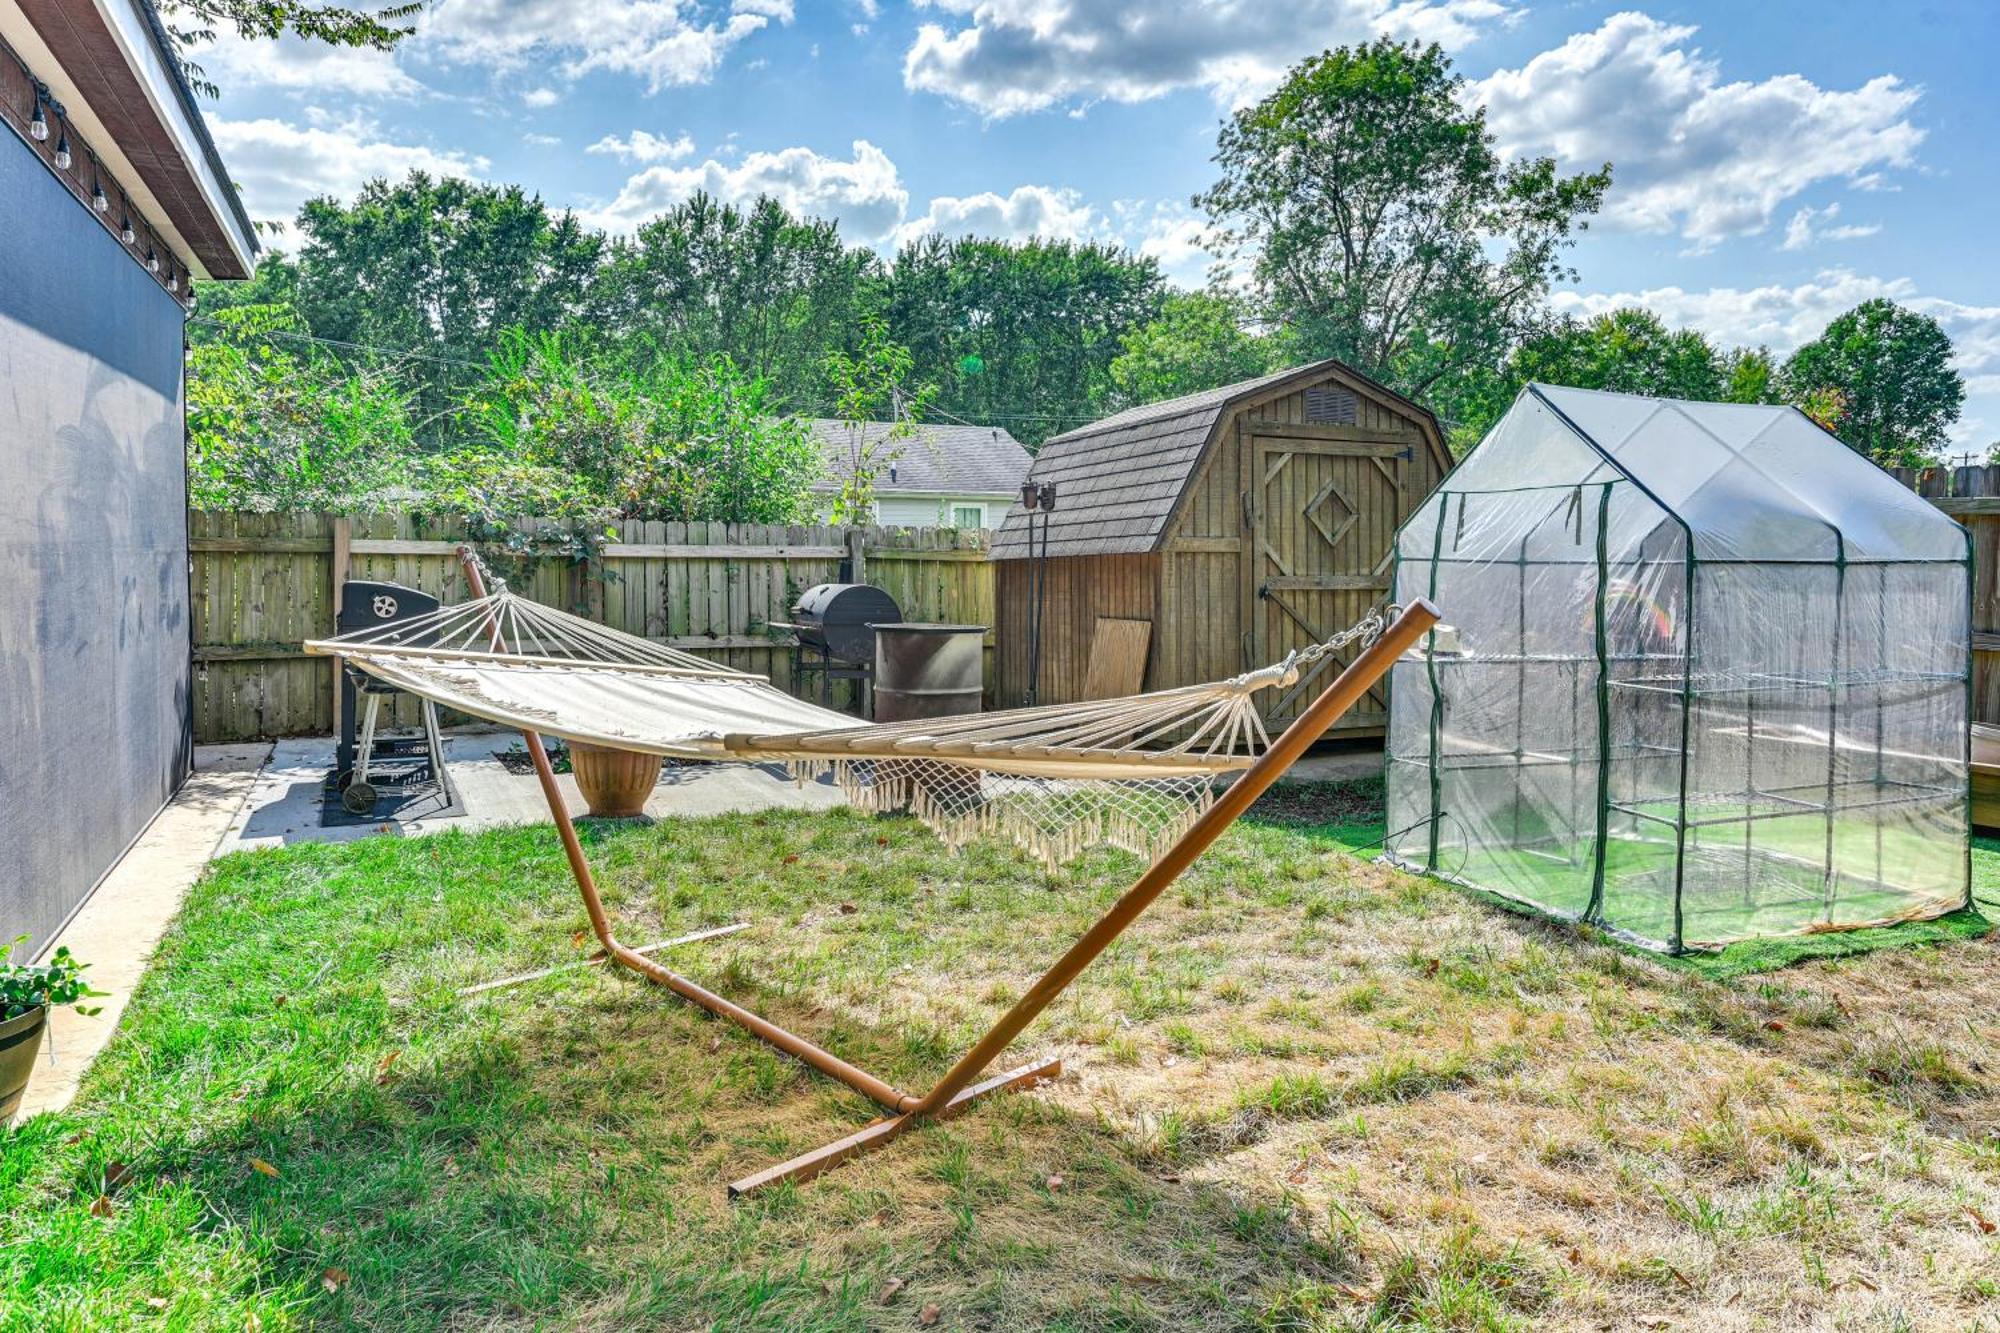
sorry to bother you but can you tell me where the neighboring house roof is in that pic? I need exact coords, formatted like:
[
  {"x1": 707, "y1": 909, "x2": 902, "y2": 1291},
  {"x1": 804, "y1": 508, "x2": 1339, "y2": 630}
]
[
  {"x1": 992, "y1": 358, "x2": 1447, "y2": 560},
  {"x1": 3, "y1": 0, "x2": 258, "y2": 278},
  {"x1": 807, "y1": 419, "x2": 1031, "y2": 496}
]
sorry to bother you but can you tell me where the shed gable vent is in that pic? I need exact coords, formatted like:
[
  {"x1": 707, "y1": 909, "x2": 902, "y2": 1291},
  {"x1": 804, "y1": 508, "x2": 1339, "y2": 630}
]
[{"x1": 1304, "y1": 385, "x2": 1359, "y2": 425}]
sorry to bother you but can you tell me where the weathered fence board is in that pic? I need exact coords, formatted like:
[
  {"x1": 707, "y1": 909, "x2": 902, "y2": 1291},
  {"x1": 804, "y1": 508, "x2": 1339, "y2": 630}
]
[
  {"x1": 1887, "y1": 465, "x2": 2000, "y2": 724},
  {"x1": 190, "y1": 511, "x2": 995, "y2": 742}
]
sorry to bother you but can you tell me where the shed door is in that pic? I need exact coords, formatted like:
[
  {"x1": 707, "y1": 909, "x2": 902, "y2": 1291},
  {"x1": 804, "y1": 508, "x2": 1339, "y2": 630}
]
[{"x1": 1250, "y1": 429, "x2": 1419, "y2": 730}]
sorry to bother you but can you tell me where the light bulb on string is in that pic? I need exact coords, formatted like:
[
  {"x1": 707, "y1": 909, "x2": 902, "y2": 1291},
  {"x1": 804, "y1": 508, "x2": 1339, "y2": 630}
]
[
  {"x1": 146, "y1": 248, "x2": 159, "y2": 273},
  {"x1": 28, "y1": 92, "x2": 48, "y2": 141},
  {"x1": 92, "y1": 179, "x2": 108, "y2": 212},
  {"x1": 120, "y1": 216, "x2": 135, "y2": 244},
  {"x1": 53, "y1": 133, "x2": 71, "y2": 170},
  {"x1": 166, "y1": 270, "x2": 178, "y2": 292}
]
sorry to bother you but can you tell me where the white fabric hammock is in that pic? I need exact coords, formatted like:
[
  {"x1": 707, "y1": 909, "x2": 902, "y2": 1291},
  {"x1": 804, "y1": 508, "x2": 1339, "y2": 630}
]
[{"x1": 305, "y1": 585, "x2": 1380, "y2": 865}]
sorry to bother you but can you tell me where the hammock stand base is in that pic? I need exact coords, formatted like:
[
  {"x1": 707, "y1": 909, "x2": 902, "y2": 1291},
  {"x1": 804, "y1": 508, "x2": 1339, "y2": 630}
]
[{"x1": 459, "y1": 550, "x2": 1438, "y2": 1196}]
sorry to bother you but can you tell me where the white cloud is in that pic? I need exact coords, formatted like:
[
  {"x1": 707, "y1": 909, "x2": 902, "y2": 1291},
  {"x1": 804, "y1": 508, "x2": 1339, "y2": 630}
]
[
  {"x1": 208, "y1": 115, "x2": 488, "y2": 237},
  {"x1": 1554, "y1": 269, "x2": 2000, "y2": 443},
  {"x1": 587, "y1": 129, "x2": 698, "y2": 162},
  {"x1": 421, "y1": 0, "x2": 788, "y2": 93},
  {"x1": 523, "y1": 133, "x2": 562, "y2": 147},
  {"x1": 896, "y1": 185, "x2": 1097, "y2": 245},
  {"x1": 1474, "y1": 12, "x2": 1924, "y2": 247},
  {"x1": 194, "y1": 29, "x2": 423, "y2": 97},
  {"x1": 1780, "y1": 203, "x2": 1881, "y2": 252},
  {"x1": 523, "y1": 87, "x2": 561, "y2": 108},
  {"x1": 582, "y1": 139, "x2": 908, "y2": 239},
  {"x1": 902, "y1": 0, "x2": 1514, "y2": 119}
]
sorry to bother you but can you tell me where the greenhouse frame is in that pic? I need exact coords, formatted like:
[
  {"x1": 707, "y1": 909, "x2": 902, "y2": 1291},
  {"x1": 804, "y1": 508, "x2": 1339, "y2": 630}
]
[{"x1": 1385, "y1": 384, "x2": 1971, "y2": 953}]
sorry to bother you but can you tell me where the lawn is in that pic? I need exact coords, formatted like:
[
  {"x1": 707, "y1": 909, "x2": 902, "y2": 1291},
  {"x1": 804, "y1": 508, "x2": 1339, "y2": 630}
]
[{"x1": 3, "y1": 779, "x2": 1997, "y2": 1330}]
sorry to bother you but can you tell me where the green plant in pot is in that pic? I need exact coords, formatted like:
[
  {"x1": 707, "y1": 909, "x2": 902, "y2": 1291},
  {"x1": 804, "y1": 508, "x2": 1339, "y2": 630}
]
[{"x1": 0, "y1": 936, "x2": 103, "y2": 1122}]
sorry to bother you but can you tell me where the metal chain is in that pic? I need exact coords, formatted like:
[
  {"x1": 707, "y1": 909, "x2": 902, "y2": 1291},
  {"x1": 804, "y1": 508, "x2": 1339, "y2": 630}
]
[{"x1": 1285, "y1": 601, "x2": 1396, "y2": 672}]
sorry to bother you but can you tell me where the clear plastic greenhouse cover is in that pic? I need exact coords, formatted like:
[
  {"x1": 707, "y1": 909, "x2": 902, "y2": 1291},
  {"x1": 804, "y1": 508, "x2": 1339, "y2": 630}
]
[{"x1": 1385, "y1": 384, "x2": 1971, "y2": 953}]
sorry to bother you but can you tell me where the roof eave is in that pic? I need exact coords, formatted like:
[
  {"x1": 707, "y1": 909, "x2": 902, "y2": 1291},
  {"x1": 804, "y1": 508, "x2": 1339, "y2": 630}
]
[{"x1": 12, "y1": 0, "x2": 258, "y2": 278}]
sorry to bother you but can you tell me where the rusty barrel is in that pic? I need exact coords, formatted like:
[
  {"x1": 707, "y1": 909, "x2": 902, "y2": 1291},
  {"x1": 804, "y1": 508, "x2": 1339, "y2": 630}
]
[
  {"x1": 872, "y1": 624, "x2": 986, "y2": 812},
  {"x1": 872, "y1": 624, "x2": 986, "y2": 721}
]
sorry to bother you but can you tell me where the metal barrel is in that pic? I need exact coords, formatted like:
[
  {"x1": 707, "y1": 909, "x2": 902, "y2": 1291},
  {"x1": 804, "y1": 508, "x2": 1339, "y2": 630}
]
[{"x1": 872, "y1": 623, "x2": 987, "y2": 722}]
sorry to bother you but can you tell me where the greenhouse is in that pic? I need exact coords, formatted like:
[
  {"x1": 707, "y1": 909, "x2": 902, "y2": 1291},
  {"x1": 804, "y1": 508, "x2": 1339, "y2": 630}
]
[{"x1": 1385, "y1": 384, "x2": 1971, "y2": 953}]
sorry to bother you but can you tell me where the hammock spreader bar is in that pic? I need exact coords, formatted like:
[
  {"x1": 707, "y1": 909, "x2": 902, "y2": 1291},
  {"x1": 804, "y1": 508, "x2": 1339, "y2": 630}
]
[{"x1": 449, "y1": 547, "x2": 1439, "y2": 1194}]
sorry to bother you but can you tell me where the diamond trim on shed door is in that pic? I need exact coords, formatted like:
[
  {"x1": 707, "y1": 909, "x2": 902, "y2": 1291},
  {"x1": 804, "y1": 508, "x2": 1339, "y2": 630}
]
[{"x1": 1251, "y1": 434, "x2": 1414, "y2": 728}]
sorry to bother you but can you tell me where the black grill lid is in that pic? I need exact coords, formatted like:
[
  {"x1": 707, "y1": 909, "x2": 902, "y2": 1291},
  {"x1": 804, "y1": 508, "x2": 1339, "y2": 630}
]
[{"x1": 791, "y1": 583, "x2": 902, "y2": 664}]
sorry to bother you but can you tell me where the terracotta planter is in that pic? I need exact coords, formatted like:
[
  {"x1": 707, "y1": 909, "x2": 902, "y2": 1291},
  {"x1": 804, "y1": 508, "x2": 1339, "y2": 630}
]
[
  {"x1": 570, "y1": 742, "x2": 659, "y2": 818},
  {"x1": 0, "y1": 1006, "x2": 47, "y2": 1123}
]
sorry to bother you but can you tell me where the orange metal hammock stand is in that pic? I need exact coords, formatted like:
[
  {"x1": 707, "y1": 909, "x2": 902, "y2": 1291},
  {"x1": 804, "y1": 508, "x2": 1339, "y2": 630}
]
[{"x1": 446, "y1": 549, "x2": 1438, "y2": 1195}]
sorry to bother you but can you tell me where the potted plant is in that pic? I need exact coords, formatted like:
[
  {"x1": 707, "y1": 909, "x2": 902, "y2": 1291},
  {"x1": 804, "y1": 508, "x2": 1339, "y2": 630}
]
[{"x1": 0, "y1": 936, "x2": 103, "y2": 1122}]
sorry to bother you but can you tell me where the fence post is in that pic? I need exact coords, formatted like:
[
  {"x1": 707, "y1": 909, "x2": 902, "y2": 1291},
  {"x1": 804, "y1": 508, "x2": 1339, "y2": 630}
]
[
  {"x1": 329, "y1": 514, "x2": 351, "y2": 738},
  {"x1": 846, "y1": 526, "x2": 867, "y2": 585}
]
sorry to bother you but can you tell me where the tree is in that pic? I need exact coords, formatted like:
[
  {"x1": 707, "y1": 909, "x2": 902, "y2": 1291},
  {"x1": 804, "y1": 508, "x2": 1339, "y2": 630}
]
[
  {"x1": 599, "y1": 193, "x2": 877, "y2": 411},
  {"x1": 1782, "y1": 299, "x2": 1964, "y2": 463},
  {"x1": 1197, "y1": 39, "x2": 1609, "y2": 407},
  {"x1": 160, "y1": 0, "x2": 420, "y2": 97},
  {"x1": 186, "y1": 302, "x2": 415, "y2": 510},
  {"x1": 1511, "y1": 309, "x2": 1724, "y2": 401},
  {"x1": 884, "y1": 235, "x2": 1164, "y2": 444},
  {"x1": 434, "y1": 327, "x2": 821, "y2": 524},
  {"x1": 1109, "y1": 292, "x2": 1273, "y2": 407},
  {"x1": 1721, "y1": 346, "x2": 1781, "y2": 405},
  {"x1": 292, "y1": 173, "x2": 608, "y2": 424},
  {"x1": 821, "y1": 317, "x2": 937, "y2": 523}
]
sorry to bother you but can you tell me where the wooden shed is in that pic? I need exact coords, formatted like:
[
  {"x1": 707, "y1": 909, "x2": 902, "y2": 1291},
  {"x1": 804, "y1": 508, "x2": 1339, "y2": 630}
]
[{"x1": 991, "y1": 359, "x2": 1449, "y2": 735}]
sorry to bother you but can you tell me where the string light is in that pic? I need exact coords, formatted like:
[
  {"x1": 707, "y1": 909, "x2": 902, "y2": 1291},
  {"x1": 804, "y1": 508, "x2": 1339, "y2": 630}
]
[
  {"x1": 146, "y1": 247, "x2": 159, "y2": 273},
  {"x1": 28, "y1": 88, "x2": 47, "y2": 140},
  {"x1": 92, "y1": 180, "x2": 108, "y2": 211},
  {"x1": 53, "y1": 131, "x2": 70, "y2": 170},
  {"x1": 166, "y1": 270, "x2": 178, "y2": 292}
]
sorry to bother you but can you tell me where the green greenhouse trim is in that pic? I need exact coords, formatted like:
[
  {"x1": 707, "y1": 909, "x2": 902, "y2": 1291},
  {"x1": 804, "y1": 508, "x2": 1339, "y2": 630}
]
[{"x1": 1386, "y1": 384, "x2": 1974, "y2": 956}]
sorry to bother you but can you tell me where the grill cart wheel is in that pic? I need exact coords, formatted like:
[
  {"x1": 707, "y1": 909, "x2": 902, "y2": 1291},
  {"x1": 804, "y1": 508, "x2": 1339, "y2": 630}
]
[{"x1": 341, "y1": 780, "x2": 378, "y2": 815}]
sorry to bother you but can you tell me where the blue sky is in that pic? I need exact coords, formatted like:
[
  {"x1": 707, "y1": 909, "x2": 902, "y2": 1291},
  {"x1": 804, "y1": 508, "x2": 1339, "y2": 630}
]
[{"x1": 195, "y1": 0, "x2": 2000, "y2": 445}]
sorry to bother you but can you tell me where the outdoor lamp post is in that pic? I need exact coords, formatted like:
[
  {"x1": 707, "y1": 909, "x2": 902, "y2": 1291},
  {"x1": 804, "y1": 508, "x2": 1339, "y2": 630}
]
[{"x1": 1020, "y1": 482, "x2": 1056, "y2": 706}]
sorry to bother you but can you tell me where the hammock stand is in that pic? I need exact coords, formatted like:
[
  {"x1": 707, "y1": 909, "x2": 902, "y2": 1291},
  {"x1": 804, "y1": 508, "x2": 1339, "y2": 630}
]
[{"x1": 442, "y1": 550, "x2": 1437, "y2": 1194}]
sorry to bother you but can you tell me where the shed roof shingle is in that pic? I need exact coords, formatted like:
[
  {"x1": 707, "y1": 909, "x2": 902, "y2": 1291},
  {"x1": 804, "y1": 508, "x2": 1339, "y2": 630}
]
[{"x1": 992, "y1": 359, "x2": 1441, "y2": 559}]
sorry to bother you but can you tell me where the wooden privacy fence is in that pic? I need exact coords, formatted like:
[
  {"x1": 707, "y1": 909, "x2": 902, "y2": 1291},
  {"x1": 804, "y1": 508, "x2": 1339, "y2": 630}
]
[
  {"x1": 190, "y1": 512, "x2": 995, "y2": 743},
  {"x1": 1887, "y1": 465, "x2": 2000, "y2": 724}
]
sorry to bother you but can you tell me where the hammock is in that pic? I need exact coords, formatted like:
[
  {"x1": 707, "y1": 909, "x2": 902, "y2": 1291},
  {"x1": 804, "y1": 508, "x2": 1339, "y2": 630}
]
[
  {"x1": 305, "y1": 575, "x2": 1346, "y2": 868},
  {"x1": 305, "y1": 547, "x2": 1438, "y2": 1195}
]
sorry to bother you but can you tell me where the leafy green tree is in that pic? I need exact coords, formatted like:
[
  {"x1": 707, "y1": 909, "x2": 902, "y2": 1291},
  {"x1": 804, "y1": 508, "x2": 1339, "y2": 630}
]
[
  {"x1": 186, "y1": 303, "x2": 415, "y2": 510},
  {"x1": 1721, "y1": 346, "x2": 1782, "y2": 405},
  {"x1": 434, "y1": 327, "x2": 821, "y2": 524},
  {"x1": 884, "y1": 235, "x2": 1164, "y2": 444},
  {"x1": 160, "y1": 0, "x2": 420, "y2": 97},
  {"x1": 1511, "y1": 309, "x2": 1724, "y2": 401},
  {"x1": 1109, "y1": 292, "x2": 1273, "y2": 407},
  {"x1": 821, "y1": 316, "x2": 938, "y2": 523},
  {"x1": 600, "y1": 193, "x2": 878, "y2": 410},
  {"x1": 1197, "y1": 39, "x2": 1609, "y2": 406},
  {"x1": 293, "y1": 173, "x2": 608, "y2": 423},
  {"x1": 1782, "y1": 299, "x2": 1965, "y2": 463}
]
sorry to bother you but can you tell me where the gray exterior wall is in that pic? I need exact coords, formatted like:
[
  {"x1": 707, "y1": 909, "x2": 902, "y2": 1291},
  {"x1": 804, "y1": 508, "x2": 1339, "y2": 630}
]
[{"x1": 0, "y1": 127, "x2": 191, "y2": 948}]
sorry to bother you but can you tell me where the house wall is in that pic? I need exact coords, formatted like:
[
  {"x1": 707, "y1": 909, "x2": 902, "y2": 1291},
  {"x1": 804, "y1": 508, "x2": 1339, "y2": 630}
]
[
  {"x1": 0, "y1": 128, "x2": 190, "y2": 947},
  {"x1": 813, "y1": 494, "x2": 1006, "y2": 528}
]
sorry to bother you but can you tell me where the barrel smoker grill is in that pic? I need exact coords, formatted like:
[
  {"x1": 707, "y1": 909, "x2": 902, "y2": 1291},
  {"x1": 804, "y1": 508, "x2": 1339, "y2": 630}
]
[{"x1": 784, "y1": 583, "x2": 902, "y2": 713}]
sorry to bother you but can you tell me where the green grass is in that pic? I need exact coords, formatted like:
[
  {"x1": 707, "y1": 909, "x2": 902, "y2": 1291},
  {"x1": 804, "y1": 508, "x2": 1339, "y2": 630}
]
[
  {"x1": 1257, "y1": 778, "x2": 1995, "y2": 979},
  {"x1": 2, "y1": 782, "x2": 1994, "y2": 1330}
]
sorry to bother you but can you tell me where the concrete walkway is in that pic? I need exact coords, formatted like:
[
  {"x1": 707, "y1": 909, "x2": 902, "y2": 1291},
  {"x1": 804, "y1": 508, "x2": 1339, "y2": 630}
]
[
  {"x1": 19, "y1": 743, "x2": 269, "y2": 1119},
  {"x1": 217, "y1": 728, "x2": 845, "y2": 854}
]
